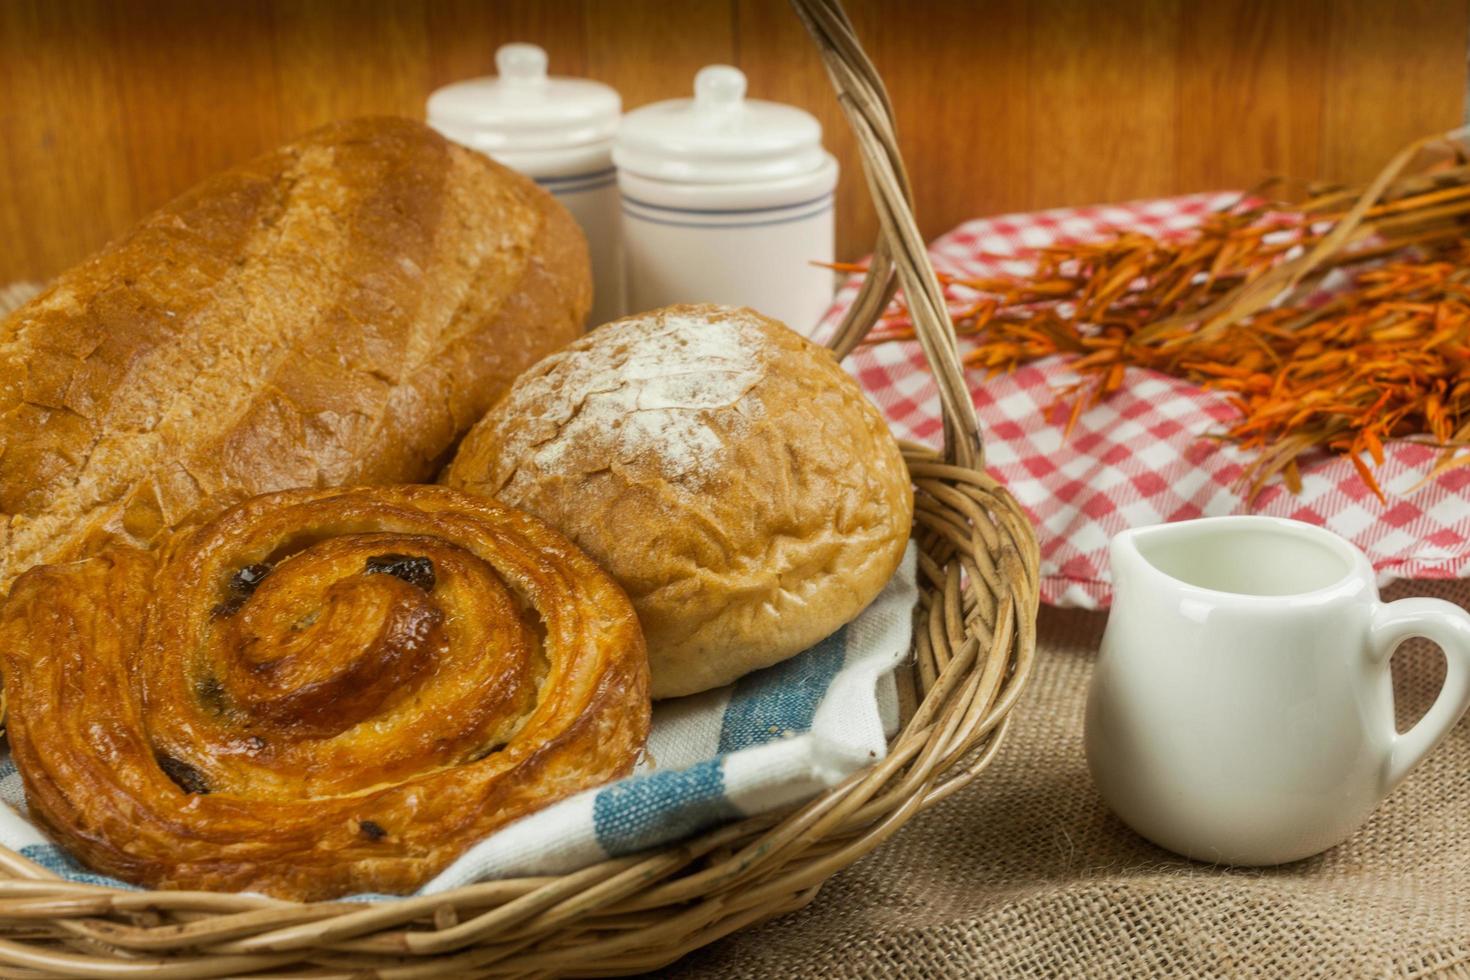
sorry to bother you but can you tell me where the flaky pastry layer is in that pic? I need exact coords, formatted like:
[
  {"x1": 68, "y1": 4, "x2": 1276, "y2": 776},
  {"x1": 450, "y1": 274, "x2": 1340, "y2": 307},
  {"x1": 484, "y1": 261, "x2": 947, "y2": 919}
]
[{"x1": 1, "y1": 485, "x2": 648, "y2": 900}]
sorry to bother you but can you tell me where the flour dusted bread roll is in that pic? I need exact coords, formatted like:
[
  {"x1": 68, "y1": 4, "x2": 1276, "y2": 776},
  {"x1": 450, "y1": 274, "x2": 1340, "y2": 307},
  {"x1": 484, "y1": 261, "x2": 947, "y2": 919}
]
[
  {"x1": 445, "y1": 304, "x2": 913, "y2": 698},
  {"x1": 0, "y1": 116, "x2": 589, "y2": 592}
]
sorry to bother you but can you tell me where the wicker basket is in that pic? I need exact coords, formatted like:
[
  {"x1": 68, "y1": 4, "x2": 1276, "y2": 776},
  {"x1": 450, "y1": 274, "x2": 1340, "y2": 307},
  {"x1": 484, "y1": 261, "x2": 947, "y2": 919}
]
[{"x1": 0, "y1": 1, "x2": 1039, "y2": 975}]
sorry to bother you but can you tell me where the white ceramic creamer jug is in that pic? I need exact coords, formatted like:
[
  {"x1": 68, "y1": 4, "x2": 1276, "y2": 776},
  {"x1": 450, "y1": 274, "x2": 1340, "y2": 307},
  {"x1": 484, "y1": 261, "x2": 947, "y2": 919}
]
[
  {"x1": 427, "y1": 43, "x2": 625, "y2": 326},
  {"x1": 614, "y1": 65, "x2": 838, "y2": 335},
  {"x1": 1086, "y1": 515, "x2": 1470, "y2": 865}
]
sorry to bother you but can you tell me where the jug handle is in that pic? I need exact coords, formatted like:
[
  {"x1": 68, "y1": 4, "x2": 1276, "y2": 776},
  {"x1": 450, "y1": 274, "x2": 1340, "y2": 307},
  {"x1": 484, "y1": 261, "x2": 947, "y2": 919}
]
[{"x1": 1370, "y1": 598, "x2": 1470, "y2": 792}]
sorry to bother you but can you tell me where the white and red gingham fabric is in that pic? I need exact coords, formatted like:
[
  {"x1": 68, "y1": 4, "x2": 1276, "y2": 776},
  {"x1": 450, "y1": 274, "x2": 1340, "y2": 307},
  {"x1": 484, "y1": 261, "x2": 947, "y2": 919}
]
[{"x1": 818, "y1": 192, "x2": 1470, "y2": 609}]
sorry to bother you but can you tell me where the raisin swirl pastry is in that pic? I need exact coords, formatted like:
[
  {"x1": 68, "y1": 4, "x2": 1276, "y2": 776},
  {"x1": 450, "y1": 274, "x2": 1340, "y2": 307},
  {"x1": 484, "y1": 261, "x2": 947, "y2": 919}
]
[{"x1": 0, "y1": 486, "x2": 648, "y2": 900}]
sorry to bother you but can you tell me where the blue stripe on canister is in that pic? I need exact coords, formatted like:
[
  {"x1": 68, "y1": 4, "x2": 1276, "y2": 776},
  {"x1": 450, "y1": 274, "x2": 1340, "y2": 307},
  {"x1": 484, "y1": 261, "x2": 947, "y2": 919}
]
[
  {"x1": 538, "y1": 176, "x2": 618, "y2": 196},
  {"x1": 619, "y1": 191, "x2": 834, "y2": 216},
  {"x1": 533, "y1": 167, "x2": 618, "y2": 195},
  {"x1": 621, "y1": 203, "x2": 833, "y2": 230},
  {"x1": 534, "y1": 166, "x2": 617, "y2": 188}
]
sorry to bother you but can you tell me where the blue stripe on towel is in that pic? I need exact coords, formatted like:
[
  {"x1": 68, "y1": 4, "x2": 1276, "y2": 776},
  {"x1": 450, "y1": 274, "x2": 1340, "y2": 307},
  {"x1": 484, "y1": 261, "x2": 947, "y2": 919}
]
[
  {"x1": 20, "y1": 844, "x2": 139, "y2": 889},
  {"x1": 592, "y1": 758, "x2": 739, "y2": 855},
  {"x1": 717, "y1": 627, "x2": 848, "y2": 753}
]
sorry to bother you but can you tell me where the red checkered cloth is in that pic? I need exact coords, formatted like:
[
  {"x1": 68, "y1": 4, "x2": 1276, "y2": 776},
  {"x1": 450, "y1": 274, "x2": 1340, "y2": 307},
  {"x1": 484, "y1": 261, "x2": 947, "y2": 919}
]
[{"x1": 819, "y1": 192, "x2": 1470, "y2": 609}]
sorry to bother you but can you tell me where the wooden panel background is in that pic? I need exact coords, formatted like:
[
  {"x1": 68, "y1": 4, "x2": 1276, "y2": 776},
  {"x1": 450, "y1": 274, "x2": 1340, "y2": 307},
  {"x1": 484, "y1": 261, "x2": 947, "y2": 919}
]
[{"x1": 0, "y1": 0, "x2": 1465, "y2": 282}]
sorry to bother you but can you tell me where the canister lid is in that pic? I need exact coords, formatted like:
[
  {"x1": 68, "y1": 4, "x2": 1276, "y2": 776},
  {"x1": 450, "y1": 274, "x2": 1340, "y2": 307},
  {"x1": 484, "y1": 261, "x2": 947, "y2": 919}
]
[
  {"x1": 613, "y1": 65, "x2": 827, "y2": 183},
  {"x1": 426, "y1": 43, "x2": 621, "y2": 153}
]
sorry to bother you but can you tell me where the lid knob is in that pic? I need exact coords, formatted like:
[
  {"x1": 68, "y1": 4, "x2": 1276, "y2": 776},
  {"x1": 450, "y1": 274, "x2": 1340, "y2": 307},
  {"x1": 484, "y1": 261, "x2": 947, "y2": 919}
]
[
  {"x1": 694, "y1": 65, "x2": 747, "y2": 118},
  {"x1": 613, "y1": 62, "x2": 828, "y2": 183},
  {"x1": 496, "y1": 43, "x2": 548, "y2": 87}
]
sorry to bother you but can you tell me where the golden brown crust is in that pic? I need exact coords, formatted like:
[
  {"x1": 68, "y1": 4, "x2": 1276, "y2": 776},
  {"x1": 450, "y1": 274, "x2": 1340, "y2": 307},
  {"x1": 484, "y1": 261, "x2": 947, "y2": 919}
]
[
  {"x1": 0, "y1": 116, "x2": 590, "y2": 591},
  {"x1": 0, "y1": 485, "x2": 648, "y2": 900},
  {"x1": 445, "y1": 305, "x2": 913, "y2": 698}
]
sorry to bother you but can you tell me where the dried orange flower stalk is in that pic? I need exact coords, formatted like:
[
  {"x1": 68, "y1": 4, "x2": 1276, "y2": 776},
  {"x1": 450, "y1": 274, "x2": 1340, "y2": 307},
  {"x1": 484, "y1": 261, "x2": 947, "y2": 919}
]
[{"x1": 845, "y1": 130, "x2": 1470, "y2": 500}]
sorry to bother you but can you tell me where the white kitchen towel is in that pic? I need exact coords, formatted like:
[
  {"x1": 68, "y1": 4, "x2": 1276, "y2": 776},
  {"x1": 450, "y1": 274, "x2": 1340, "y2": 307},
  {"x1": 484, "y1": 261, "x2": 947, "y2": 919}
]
[{"x1": 0, "y1": 544, "x2": 917, "y2": 897}]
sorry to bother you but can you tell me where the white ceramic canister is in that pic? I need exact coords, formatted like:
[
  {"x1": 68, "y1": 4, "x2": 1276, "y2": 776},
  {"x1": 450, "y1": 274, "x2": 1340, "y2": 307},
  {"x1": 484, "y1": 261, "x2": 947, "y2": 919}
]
[
  {"x1": 427, "y1": 43, "x2": 625, "y2": 326},
  {"x1": 614, "y1": 65, "x2": 839, "y2": 334}
]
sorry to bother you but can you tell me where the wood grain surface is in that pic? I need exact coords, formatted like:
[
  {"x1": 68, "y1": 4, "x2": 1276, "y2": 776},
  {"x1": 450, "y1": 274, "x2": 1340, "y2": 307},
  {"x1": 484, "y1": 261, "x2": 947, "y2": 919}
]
[{"x1": 0, "y1": 0, "x2": 1465, "y2": 280}]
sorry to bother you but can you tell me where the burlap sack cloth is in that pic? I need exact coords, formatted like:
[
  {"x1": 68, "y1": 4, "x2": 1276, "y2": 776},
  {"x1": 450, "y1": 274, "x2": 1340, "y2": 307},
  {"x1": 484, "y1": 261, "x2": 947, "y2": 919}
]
[
  {"x1": 2, "y1": 284, "x2": 1465, "y2": 976},
  {"x1": 661, "y1": 581, "x2": 1470, "y2": 979}
]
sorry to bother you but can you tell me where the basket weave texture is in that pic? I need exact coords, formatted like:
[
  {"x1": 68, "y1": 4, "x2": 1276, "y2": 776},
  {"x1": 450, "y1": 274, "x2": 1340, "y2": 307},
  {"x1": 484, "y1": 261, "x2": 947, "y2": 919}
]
[{"x1": 0, "y1": 1, "x2": 1040, "y2": 975}]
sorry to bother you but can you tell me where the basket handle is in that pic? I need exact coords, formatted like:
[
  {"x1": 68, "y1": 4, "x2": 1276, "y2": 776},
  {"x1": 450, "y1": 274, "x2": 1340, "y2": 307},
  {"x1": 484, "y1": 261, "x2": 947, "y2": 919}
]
[{"x1": 790, "y1": 0, "x2": 983, "y2": 469}]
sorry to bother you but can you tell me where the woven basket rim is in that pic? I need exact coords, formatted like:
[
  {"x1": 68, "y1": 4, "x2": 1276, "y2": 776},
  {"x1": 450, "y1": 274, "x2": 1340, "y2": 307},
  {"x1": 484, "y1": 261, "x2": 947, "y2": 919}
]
[{"x1": 0, "y1": 1, "x2": 1041, "y2": 975}]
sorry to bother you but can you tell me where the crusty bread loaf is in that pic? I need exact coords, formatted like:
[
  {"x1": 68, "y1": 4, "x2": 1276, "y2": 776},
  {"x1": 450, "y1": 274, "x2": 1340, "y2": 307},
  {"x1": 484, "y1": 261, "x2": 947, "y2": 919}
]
[
  {"x1": 0, "y1": 116, "x2": 590, "y2": 590},
  {"x1": 445, "y1": 305, "x2": 913, "y2": 698}
]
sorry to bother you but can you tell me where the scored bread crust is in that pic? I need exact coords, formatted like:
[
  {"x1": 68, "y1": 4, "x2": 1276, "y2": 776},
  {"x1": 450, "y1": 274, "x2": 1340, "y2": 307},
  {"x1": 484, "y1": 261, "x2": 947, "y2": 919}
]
[
  {"x1": 0, "y1": 116, "x2": 590, "y2": 592},
  {"x1": 445, "y1": 304, "x2": 914, "y2": 698}
]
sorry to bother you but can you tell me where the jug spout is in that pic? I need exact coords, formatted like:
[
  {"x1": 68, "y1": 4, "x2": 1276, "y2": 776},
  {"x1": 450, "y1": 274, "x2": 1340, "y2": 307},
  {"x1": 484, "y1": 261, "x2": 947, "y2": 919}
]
[
  {"x1": 1107, "y1": 524, "x2": 1154, "y2": 586},
  {"x1": 1108, "y1": 521, "x2": 1222, "y2": 597}
]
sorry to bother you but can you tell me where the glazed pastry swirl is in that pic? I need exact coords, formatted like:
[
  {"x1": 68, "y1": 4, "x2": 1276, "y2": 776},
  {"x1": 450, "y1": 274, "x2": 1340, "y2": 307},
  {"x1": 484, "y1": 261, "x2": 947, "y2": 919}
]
[{"x1": 0, "y1": 486, "x2": 649, "y2": 900}]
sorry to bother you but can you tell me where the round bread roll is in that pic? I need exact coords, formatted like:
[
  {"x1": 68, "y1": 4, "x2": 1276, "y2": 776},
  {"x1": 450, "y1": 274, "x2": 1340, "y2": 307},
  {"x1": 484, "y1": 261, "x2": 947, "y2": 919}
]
[{"x1": 445, "y1": 304, "x2": 913, "y2": 698}]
